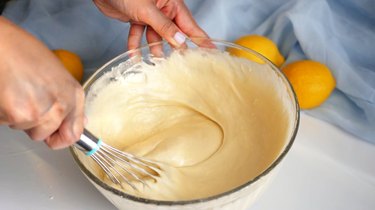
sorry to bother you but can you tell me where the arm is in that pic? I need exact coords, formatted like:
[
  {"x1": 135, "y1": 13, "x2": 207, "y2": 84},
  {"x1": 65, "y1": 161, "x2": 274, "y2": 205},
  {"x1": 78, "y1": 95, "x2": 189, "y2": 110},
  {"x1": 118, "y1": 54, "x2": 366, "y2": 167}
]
[{"x1": 0, "y1": 17, "x2": 85, "y2": 149}]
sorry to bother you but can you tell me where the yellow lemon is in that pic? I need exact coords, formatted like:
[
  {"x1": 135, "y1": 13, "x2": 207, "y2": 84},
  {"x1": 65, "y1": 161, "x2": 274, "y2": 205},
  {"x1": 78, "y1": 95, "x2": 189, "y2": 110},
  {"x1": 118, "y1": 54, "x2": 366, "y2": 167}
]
[
  {"x1": 228, "y1": 34, "x2": 285, "y2": 67},
  {"x1": 53, "y1": 49, "x2": 84, "y2": 82},
  {"x1": 282, "y1": 60, "x2": 336, "y2": 109}
]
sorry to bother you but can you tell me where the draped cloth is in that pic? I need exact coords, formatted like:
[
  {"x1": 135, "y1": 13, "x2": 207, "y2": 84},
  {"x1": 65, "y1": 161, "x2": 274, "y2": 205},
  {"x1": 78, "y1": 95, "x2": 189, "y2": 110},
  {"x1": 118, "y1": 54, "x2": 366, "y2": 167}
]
[{"x1": 3, "y1": 0, "x2": 375, "y2": 143}]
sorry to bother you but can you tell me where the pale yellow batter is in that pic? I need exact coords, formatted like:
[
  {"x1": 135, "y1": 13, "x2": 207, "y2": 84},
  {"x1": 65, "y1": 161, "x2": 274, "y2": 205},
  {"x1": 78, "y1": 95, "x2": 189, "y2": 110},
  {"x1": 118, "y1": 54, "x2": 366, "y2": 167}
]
[{"x1": 85, "y1": 48, "x2": 294, "y2": 201}]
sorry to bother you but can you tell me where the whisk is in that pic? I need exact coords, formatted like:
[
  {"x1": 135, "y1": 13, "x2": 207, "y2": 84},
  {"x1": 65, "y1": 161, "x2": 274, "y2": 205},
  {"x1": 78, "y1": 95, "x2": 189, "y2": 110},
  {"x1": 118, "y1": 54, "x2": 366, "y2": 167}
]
[{"x1": 75, "y1": 129, "x2": 160, "y2": 190}]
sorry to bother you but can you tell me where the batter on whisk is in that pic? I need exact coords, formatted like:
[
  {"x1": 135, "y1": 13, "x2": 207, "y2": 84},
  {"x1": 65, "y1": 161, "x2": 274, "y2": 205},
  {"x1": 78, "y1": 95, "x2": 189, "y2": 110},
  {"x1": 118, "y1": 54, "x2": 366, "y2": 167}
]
[{"x1": 85, "y1": 48, "x2": 294, "y2": 201}]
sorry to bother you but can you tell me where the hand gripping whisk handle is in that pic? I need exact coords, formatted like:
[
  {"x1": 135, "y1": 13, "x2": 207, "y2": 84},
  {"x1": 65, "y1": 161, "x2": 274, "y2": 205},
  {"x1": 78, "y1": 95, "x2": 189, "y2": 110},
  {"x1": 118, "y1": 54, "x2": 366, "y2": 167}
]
[{"x1": 75, "y1": 129, "x2": 103, "y2": 156}]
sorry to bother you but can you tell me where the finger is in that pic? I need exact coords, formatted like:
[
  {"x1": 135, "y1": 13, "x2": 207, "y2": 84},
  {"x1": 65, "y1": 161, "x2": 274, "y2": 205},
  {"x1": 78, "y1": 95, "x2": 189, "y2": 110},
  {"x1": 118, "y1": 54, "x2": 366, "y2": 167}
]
[
  {"x1": 146, "y1": 27, "x2": 164, "y2": 57},
  {"x1": 3, "y1": 89, "x2": 56, "y2": 130},
  {"x1": 141, "y1": 6, "x2": 186, "y2": 47},
  {"x1": 7, "y1": 108, "x2": 49, "y2": 130},
  {"x1": 45, "y1": 119, "x2": 75, "y2": 150},
  {"x1": 93, "y1": 0, "x2": 130, "y2": 22},
  {"x1": 128, "y1": 23, "x2": 146, "y2": 50},
  {"x1": 159, "y1": 1, "x2": 177, "y2": 20},
  {"x1": 174, "y1": 3, "x2": 208, "y2": 38},
  {"x1": 25, "y1": 121, "x2": 61, "y2": 142},
  {"x1": 45, "y1": 111, "x2": 84, "y2": 150},
  {"x1": 8, "y1": 99, "x2": 63, "y2": 131},
  {"x1": 45, "y1": 89, "x2": 85, "y2": 150},
  {"x1": 174, "y1": 3, "x2": 215, "y2": 48},
  {"x1": 10, "y1": 121, "x2": 37, "y2": 130},
  {"x1": 24, "y1": 103, "x2": 68, "y2": 141}
]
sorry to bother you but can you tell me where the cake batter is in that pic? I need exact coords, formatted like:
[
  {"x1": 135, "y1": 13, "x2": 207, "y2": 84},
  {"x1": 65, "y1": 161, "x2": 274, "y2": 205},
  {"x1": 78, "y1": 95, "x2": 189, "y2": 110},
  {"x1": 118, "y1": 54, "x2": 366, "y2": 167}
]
[{"x1": 85, "y1": 48, "x2": 294, "y2": 201}]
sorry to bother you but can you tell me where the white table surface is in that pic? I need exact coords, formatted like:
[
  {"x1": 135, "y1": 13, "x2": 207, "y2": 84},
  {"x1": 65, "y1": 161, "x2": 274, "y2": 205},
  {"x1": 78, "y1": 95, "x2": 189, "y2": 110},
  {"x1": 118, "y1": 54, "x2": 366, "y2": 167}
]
[{"x1": 1, "y1": 113, "x2": 374, "y2": 210}]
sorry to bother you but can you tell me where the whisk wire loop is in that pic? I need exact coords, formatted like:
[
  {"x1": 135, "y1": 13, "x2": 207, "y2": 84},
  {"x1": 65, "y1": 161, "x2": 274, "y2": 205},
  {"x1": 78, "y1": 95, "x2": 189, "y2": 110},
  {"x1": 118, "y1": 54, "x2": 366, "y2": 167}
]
[{"x1": 75, "y1": 129, "x2": 160, "y2": 190}]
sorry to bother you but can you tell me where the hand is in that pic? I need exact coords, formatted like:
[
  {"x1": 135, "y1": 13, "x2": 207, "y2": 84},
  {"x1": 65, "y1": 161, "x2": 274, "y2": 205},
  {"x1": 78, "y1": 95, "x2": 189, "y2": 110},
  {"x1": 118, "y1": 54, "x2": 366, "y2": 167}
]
[
  {"x1": 93, "y1": 0, "x2": 209, "y2": 50},
  {"x1": 0, "y1": 17, "x2": 85, "y2": 149}
]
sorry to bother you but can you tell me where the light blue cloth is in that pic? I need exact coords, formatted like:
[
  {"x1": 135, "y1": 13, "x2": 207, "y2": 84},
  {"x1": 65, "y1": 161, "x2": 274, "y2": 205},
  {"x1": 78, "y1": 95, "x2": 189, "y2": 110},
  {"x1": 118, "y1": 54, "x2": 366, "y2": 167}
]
[{"x1": 3, "y1": 0, "x2": 375, "y2": 143}]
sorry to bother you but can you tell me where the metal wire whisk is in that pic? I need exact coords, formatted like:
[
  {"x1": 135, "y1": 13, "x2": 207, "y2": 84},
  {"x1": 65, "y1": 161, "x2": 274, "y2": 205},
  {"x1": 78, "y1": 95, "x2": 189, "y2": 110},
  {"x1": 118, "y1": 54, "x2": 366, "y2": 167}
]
[{"x1": 75, "y1": 129, "x2": 160, "y2": 190}]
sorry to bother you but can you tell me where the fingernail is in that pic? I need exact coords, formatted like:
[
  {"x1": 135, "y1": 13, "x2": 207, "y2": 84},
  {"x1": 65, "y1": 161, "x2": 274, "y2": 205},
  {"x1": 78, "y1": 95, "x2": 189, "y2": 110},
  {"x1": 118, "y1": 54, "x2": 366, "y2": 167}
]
[{"x1": 173, "y1": 32, "x2": 186, "y2": 45}]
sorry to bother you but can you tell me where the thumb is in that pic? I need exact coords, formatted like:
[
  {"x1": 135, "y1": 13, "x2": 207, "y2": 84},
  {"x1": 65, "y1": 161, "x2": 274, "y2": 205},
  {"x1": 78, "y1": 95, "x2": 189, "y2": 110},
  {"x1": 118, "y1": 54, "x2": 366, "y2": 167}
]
[{"x1": 142, "y1": 7, "x2": 186, "y2": 47}]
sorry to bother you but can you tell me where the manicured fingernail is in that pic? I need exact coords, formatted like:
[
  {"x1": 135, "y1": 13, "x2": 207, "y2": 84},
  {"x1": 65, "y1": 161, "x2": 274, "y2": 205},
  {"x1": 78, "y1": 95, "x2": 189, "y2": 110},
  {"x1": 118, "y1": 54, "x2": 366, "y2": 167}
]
[{"x1": 173, "y1": 32, "x2": 186, "y2": 45}]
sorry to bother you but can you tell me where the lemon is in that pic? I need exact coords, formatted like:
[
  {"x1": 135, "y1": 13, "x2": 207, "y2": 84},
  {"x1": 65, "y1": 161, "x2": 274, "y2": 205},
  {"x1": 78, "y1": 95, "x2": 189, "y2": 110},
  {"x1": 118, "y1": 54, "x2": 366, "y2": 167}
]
[
  {"x1": 53, "y1": 49, "x2": 84, "y2": 82},
  {"x1": 282, "y1": 60, "x2": 336, "y2": 109},
  {"x1": 228, "y1": 35, "x2": 285, "y2": 67}
]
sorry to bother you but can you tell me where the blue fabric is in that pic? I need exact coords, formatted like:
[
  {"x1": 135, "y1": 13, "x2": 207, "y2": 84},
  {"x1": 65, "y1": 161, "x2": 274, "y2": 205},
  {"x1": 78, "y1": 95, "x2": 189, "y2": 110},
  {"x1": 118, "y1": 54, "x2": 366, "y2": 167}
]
[{"x1": 3, "y1": 0, "x2": 375, "y2": 143}]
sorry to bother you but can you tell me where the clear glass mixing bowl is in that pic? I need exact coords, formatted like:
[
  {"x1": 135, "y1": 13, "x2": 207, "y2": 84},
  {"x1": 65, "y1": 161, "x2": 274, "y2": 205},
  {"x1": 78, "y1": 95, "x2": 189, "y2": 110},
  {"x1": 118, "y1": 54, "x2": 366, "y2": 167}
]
[{"x1": 70, "y1": 38, "x2": 300, "y2": 210}]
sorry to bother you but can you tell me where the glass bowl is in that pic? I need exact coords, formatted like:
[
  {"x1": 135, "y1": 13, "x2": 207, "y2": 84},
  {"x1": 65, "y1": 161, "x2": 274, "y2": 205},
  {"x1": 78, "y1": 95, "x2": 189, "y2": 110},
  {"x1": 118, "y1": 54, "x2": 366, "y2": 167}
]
[{"x1": 70, "y1": 38, "x2": 300, "y2": 210}]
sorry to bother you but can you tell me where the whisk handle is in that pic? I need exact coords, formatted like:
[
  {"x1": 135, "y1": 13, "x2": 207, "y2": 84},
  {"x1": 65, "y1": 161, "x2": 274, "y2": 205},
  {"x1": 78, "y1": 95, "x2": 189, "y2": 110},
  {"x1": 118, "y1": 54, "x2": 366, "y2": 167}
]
[{"x1": 75, "y1": 129, "x2": 102, "y2": 156}]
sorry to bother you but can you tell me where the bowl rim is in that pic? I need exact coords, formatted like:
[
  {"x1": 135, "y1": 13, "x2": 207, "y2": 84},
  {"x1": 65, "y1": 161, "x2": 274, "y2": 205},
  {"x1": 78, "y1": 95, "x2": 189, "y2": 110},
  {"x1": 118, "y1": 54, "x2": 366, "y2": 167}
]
[{"x1": 70, "y1": 38, "x2": 300, "y2": 206}]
